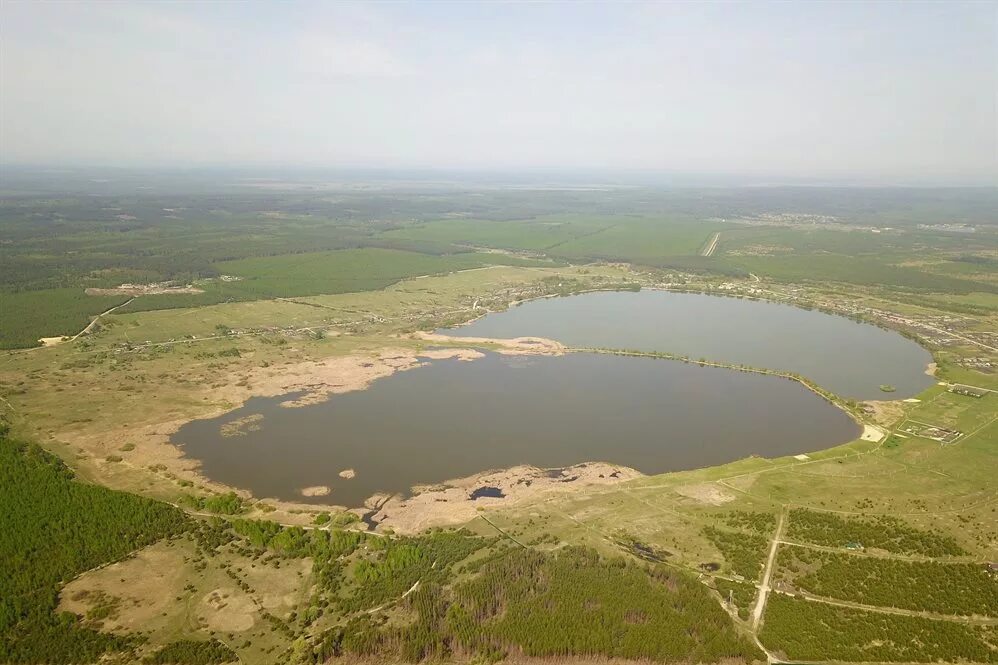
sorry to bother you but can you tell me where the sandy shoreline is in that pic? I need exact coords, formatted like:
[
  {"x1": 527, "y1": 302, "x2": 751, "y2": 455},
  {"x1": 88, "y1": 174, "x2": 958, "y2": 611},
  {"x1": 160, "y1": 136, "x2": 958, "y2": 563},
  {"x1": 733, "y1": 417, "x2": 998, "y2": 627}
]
[
  {"x1": 366, "y1": 461, "x2": 643, "y2": 535},
  {"x1": 55, "y1": 335, "x2": 570, "y2": 526}
]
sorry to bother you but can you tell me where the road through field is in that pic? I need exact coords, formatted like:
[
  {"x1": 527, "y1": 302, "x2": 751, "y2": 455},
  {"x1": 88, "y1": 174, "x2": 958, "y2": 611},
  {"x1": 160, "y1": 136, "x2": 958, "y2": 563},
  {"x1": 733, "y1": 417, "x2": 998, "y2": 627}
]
[
  {"x1": 701, "y1": 232, "x2": 720, "y2": 257},
  {"x1": 752, "y1": 508, "x2": 785, "y2": 631},
  {"x1": 71, "y1": 297, "x2": 136, "y2": 341}
]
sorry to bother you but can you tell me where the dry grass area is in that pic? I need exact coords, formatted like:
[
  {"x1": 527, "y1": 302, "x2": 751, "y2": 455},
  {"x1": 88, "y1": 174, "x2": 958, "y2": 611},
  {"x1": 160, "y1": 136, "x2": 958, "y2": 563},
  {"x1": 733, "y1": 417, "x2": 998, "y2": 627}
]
[
  {"x1": 0, "y1": 265, "x2": 625, "y2": 525},
  {"x1": 58, "y1": 537, "x2": 313, "y2": 664},
  {"x1": 862, "y1": 400, "x2": 906, "y2": 427}
]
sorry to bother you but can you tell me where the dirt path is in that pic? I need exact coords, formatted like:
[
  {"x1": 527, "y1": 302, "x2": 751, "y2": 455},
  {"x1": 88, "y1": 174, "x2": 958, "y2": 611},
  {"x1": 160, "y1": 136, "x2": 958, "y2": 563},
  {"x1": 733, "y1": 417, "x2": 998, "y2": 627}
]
[
  {"x1": 773, "y1": 588, "x2": 998, "y2": 625},
  {"x1": 367, "y1": 580, "x2": 420, "y2": 614},
  {"x1": 776, "y1": 539, "x2": 981, "y2": 564},
  {"x1": 71, "y1": 297, "x2": 137, "y2": 341},
  {"x1": 751, "y1": 507, "x2": 785, "y2": 631},
  {"x1": 479, "y1": 514, "x2": 526, "y2": 547},
  {"x1": 542, "y1": 224, "x2": 617, "y2": 252},
  {"x1": 701, "y1": 232, "x2": 721, "y2": 257}
]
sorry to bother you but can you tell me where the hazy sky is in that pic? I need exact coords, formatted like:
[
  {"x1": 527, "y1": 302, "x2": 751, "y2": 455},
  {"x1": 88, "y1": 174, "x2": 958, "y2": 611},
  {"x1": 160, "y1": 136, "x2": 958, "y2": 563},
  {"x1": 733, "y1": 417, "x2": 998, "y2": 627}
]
[{"x1": 1, "y1": 1, "x2": 996, "y2": 183}]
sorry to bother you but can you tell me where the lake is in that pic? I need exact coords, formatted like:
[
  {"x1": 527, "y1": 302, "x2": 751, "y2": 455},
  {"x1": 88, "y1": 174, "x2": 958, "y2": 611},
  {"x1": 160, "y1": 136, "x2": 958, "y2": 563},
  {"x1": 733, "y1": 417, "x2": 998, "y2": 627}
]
[
  {"x1": 443, "y1": 291, "x2": 934, "y2": 400},
  {"x1": 174, "y1": 351, "x2": 861, "y2": 506}
]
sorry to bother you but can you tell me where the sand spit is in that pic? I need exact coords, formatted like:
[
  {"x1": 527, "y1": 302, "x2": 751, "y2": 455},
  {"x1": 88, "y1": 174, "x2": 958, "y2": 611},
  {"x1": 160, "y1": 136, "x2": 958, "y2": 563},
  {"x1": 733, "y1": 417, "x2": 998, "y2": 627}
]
[
  {"x1": 369, "y1": 462, "x2": 642, "y2": 535},
  {"x1": 270, "y1": 347, "x2": 485, "y2": 407},
  {"x1": 413, "y1": 332, "x2": 566, "y2": 356},
  {"x1": 419, "y1": 348, "x2": 485, "y2": 361}
]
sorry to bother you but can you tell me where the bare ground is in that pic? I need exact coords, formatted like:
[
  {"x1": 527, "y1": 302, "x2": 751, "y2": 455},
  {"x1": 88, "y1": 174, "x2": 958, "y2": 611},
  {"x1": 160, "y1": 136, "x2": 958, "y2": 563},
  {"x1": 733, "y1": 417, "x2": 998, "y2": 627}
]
[
  {"x1": 85, "y1": 283, "x2": 204, "y2": 296},
  {"x1": 370, "y1": 462, "x2": 643, "y2": 535},
  {"x1": 674, "y1": 482, "x2": 736, "y2": 506}
]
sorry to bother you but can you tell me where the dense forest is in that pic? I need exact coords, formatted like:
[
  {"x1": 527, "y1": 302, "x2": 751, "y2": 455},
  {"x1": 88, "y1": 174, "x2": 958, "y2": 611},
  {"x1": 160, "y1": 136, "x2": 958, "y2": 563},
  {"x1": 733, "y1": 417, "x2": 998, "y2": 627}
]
[
  {"x1": 144, "y1": 639, "x2": 237, "y2": 665},
  {"x1": 785, "y1": 509, "x2": 966, "y2": 556},
  {"x1": 316, "y1": 546, "x2": 763, "y2": 664},
  {"x1": 0, "y1": 425, "x2": 189, "y2": 663},
  {"x1": 760, "y1": 595, "x2": 997, "y2": 662},
  {"x1": 777, "y1": 546, "x2": 998, "y2": 616},
  {"x1": 702, "y1": 526, "x2": 768, "y2": 580}
]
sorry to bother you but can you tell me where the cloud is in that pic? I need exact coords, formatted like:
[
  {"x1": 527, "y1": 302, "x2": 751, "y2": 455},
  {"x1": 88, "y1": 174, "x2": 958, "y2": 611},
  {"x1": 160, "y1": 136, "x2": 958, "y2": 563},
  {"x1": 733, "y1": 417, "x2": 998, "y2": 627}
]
[
  {"x1": 295, "y1": 33, "x2": 414, "y2": 79},
  {"x1": 0, "y1": 0, "x2": 994, "y2": 182}
]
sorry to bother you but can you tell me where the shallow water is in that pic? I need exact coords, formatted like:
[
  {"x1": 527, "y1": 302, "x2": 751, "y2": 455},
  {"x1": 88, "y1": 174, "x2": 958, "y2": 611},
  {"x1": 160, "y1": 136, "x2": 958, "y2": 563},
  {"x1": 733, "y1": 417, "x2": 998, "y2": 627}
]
[
  {"x1": 174, "y1": 352, "x2": 861, "y2": 506},
  {"x1": 443, "y1": 291, "x2": 934, "y2": 400}
]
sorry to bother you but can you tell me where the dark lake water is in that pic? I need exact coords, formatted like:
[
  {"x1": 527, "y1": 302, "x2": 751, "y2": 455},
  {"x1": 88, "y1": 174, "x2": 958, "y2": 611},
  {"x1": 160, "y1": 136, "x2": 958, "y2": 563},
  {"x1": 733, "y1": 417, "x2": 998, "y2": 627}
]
[
  {"x1": 174, "y1": 352, "x2": 861, "y2": 507},
  {"x1": 444, "y1": 291, "x2": 934, "y2": 400}
]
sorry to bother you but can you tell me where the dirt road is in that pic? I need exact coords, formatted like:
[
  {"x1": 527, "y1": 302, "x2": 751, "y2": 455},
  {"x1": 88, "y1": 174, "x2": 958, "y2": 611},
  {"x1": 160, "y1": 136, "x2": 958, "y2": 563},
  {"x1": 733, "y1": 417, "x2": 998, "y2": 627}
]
[
  {"x1": 701, "y1": 232, "x2": 721, "y2": 257},
  {"x1": 72, "y1": 297, "x2": 136, "y2": 341},
  {"x1": 751, "y1": 508, "x2": 785, "y2": 631}
]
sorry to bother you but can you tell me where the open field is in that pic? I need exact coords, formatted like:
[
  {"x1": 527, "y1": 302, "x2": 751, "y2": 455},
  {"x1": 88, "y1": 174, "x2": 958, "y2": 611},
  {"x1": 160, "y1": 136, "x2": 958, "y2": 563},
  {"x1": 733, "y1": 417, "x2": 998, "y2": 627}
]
[{"x1": 58, "y1": 537, "x2": 312, "y2": 664}]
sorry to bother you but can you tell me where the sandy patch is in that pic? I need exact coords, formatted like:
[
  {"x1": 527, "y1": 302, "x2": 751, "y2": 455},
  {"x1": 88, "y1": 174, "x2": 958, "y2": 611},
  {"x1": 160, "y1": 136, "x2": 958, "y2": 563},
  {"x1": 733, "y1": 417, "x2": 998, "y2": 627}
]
[
  {"x1": 413, "y1": 332, "x2": 566, "y2": 356},
  {"x1": 339, "y1": 468, "x2": 356, "y2": 479},
  {"x1": 85, "y1": 283, "x2": 203, "y2": 296},
  {"x1": 274, "y1": 347, "x2": 484, "y2": 408},
  {"x1": 862, "y1": 400, "x2": 906, "y2": 428},
  {"x1": 861, "y1": 424, "x2": 886, "y2": 443},
  {"x1": 674, "y1": 483, "x2": 735, "y2": 505},
  {"x1": 261, "y1": 593, "x2": 284, "y2": 609},
  {"x1": 925, "y1": 362, "x2": 938, "y2": 376},
  {"x1": 199, "y1": 587, "x2": 256, "y2": 632},
  {"x1": 301, "y1": 485, "x2": 330, "y2": 497},
  {"x1": 38, "y1": 336, "x2": 68, "y2": 347},
  {"x1": 419, "y1": 348, "x2": 485, "y2": 361},
  {"x1": 370, "y1": 462, "x2": 641, "y2": 534},
  {"x1": 220, "y1": 413, "x2": 263, "y2": 437}
]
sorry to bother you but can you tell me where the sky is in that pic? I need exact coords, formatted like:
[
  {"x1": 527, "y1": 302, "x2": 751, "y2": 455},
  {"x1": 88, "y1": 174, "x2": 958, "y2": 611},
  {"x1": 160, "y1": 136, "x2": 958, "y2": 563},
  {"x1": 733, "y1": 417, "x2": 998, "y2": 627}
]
[{"x1": 1, "y1": 1, "x2": 996, "y2": 184}]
